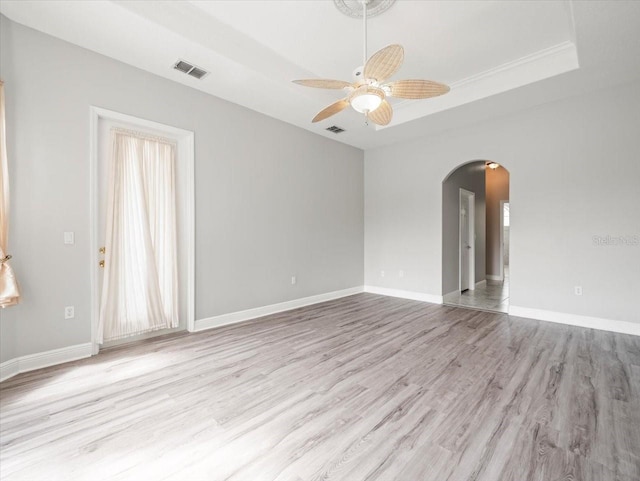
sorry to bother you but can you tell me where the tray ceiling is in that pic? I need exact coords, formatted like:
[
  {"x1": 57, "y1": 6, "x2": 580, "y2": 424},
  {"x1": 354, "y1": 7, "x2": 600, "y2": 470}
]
[{"x1": 1, "y1": 1, "x2": 639, "y2": 149}]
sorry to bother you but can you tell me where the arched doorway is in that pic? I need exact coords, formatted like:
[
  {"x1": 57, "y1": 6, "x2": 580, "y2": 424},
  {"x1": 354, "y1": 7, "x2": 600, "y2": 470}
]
[{"x1": 442, "y1": 160, "x2": 510, "y2": 312}]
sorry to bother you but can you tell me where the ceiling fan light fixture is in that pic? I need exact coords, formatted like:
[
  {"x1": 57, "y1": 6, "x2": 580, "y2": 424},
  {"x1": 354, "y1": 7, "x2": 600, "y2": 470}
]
[{"x1": 349, "y1": 85, "x2": 385, "y2": 113}]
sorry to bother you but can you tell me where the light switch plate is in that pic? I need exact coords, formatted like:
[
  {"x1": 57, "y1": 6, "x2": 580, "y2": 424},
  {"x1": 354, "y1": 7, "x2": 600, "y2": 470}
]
[{"x1": 64, "y1": 232, "x2": 75, "y2": 245}]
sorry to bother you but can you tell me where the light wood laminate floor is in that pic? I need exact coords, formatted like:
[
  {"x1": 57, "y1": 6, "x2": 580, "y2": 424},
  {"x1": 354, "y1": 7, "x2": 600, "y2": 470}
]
[{"x1": 1, "y1": 293, "x2": 639, "y2": 481}]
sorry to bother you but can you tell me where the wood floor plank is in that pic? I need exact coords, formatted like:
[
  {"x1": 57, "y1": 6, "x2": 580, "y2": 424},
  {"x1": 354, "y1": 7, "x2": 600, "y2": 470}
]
[{"x1": 1, "y1": 293, "x2": 639, "y2": 481}]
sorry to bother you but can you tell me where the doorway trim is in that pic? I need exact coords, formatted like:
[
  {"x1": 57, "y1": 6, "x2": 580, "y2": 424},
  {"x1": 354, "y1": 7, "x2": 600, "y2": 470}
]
[
  {"x1": 459, "y1": 188, "x2": 475, "y2": 293},
  {"x1": 89, "y1": 106, "x2": 195, "y2": 354},
  {"x1": 498, "y1": 200, "x2": 508, "y2": 282}
]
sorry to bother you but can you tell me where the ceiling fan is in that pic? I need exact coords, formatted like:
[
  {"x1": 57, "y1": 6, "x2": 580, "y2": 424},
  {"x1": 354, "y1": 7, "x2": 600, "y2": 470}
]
[{"x1": 293, "y1": 0, "x2": 450, "y2": 126}]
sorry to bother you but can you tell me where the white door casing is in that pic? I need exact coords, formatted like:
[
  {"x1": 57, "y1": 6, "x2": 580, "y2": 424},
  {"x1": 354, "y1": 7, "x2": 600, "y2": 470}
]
[{"x1": 459, "y1": 188, "x2": 475, "y2": 292}]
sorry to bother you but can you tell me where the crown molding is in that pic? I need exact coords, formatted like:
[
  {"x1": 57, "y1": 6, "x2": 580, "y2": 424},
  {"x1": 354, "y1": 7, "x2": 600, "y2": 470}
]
[{"x1": 382, "y1": 41, "x2": 580, "y2": 129}]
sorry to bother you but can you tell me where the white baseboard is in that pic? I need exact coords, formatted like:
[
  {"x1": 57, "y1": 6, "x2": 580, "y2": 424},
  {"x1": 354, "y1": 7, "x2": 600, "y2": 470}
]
[
  {"x1": 475, "y1": 280, "x2": 487, "y2": 288},
  {"x1": 194, "y1": 286, "x2": 364, "y2": 332},
  {"x1": 0, "y1": 342, "x2": 93, "y2": 383},
  {"x1": 509, "y1": 306, "x2": 640, "y2": 337},
  {"x1": 0, "y1": 358, "x2": 19, "y2": 383},
  {"x1": 486, "y1": 274, "x2": 503, "y2": 281},
  {"x1": 364, "y1": 286, "x2": 443, "y2": 305}
]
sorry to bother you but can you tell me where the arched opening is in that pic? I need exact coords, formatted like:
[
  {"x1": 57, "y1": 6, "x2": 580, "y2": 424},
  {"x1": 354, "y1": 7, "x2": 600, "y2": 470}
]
[{"x1": 442, "y1": 160, "x2": 510, "y2": 312}]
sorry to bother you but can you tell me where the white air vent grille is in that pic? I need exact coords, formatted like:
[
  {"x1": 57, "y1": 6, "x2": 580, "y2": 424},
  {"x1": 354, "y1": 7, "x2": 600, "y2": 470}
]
[
  {"x1": 174, "y1": 60, "x2": 192, "y2": 73},
  {"x1": 189, "y1": 67, "x2": 208, "y2": 80},
  {"x1": 173, "y1": 60, "x2": 209, "y2": 80},
  {"x1": 326, "y1": 126, "x2": 345, "y2": 134}
]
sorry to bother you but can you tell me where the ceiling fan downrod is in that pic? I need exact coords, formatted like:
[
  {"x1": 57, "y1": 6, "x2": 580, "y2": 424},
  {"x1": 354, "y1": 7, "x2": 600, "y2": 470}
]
[{"x1": 362, "y1": 0, "x2": 369, "y2": 66}]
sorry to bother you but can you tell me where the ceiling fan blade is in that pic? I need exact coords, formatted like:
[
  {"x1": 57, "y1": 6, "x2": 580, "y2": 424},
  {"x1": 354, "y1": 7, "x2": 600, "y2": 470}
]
[
  {"x1": 363, "y1": 44, "x2": 404, "y2": 83},
  {"x1": 293, "y1": 79, "x2": 352, "y2": 89},
  {"x1": 312, "y1": 98, "x2": 350, "y2": 123},
  {"x1": 368, "y1": 99, "x2": 393, "y2": 126},
  {"x1": 386, "y1": 79, "x2": 450, "y2": 99}
]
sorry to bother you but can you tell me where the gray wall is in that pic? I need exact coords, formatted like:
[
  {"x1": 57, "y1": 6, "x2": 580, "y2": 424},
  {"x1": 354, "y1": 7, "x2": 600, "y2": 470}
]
[
  {"x1": 0, "y1": 309, "x2": 15, "y2": 362},
  {"x1": 365, "y1": 79, "x2": 640, "y2": 324},
  {"x1": 485, "y1": 166, "x2": 509, "y2": 277},
  {"x1": 441, "y1": 161, "x2": 486, "y2": 294},
  {"x1": 0, "y1": 16, "x2": 364, "y2": 362}
]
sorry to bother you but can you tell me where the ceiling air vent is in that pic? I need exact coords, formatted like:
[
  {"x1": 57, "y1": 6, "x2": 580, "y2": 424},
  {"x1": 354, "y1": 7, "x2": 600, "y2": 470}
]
[
  {"x1": 326, "y1": 126, "x2": 345, "y2": 134},
  {"x1": 188, "y1": 67, "x2": 208, "y2": 80},
  {"x1": 173, "y1": 60, "x2": 209, "y2": 80}
]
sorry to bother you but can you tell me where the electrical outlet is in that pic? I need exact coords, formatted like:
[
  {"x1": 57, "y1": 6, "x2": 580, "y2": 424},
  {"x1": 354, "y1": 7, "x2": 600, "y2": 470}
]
[
  {"x1": 64, "y1": 306, "x2": 75, "y2": 319},
  {"x1": 291, "y1": 276, "x2": 296, "y2": 285},
  {"x1": 380, "y1": 270, "x2": 385, "y2": 277},
  {"x1": 399, "y1": 270, "x2": 404, "y2": 278},
  {"x1": 574, "y1": 286, "x2": 583, "y2": 296}
]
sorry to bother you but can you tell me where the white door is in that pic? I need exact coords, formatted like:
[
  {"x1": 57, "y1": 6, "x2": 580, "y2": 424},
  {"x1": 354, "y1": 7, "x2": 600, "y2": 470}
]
[
  {"x1": 499, "y1": 200, "x2": 509, "y2": 281},
  {"x1": 459, "y1": 189, "x2": 475, "y2": 292},
  {"x1": 91, "y1": 108, "x2": 194, "y2": 349},
  {"x1": 97, "y1": 118, "x2": 114, "y2": 301}
]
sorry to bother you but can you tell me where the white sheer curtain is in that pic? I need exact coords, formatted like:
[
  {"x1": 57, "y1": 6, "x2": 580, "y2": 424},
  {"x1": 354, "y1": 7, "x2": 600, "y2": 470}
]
[
  {"x1": 0, "y1": 80, "x2": 21, "y2": 308},
  {"x1": 98, "y1": 128, "x2": 178, "y2": 342}
]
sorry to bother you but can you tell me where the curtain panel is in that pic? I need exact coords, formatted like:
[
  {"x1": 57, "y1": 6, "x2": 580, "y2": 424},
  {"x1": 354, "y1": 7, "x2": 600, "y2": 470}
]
[
  {"x1": 0, "y1": 80, "x2": 21, "y2": 308},
  {"x1": 97, "y1": 128, "x2": 178, "y2": 342}
]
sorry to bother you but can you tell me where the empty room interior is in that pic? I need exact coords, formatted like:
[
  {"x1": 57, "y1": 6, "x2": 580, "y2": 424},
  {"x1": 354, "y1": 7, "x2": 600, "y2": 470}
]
[{"x1": 1, "y1": 1, "x2": 639, "y2": 480}]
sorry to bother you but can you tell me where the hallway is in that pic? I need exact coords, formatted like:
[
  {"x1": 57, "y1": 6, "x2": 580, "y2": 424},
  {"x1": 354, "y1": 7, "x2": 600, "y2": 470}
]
[{"x1": 444, "y1": 270, "x2": 509, "y2": 313}]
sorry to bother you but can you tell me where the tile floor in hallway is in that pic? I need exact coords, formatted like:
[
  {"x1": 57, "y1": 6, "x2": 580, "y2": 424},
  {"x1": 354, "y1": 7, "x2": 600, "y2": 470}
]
[{"x1": 444, "y1": 269, "x2": 509, "y2": 313}]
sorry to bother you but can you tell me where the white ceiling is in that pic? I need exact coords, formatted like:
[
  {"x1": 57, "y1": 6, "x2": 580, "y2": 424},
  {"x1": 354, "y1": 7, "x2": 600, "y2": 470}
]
[{"x1": 1, "y1": 0, "x2": 639, "y2": 150}]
